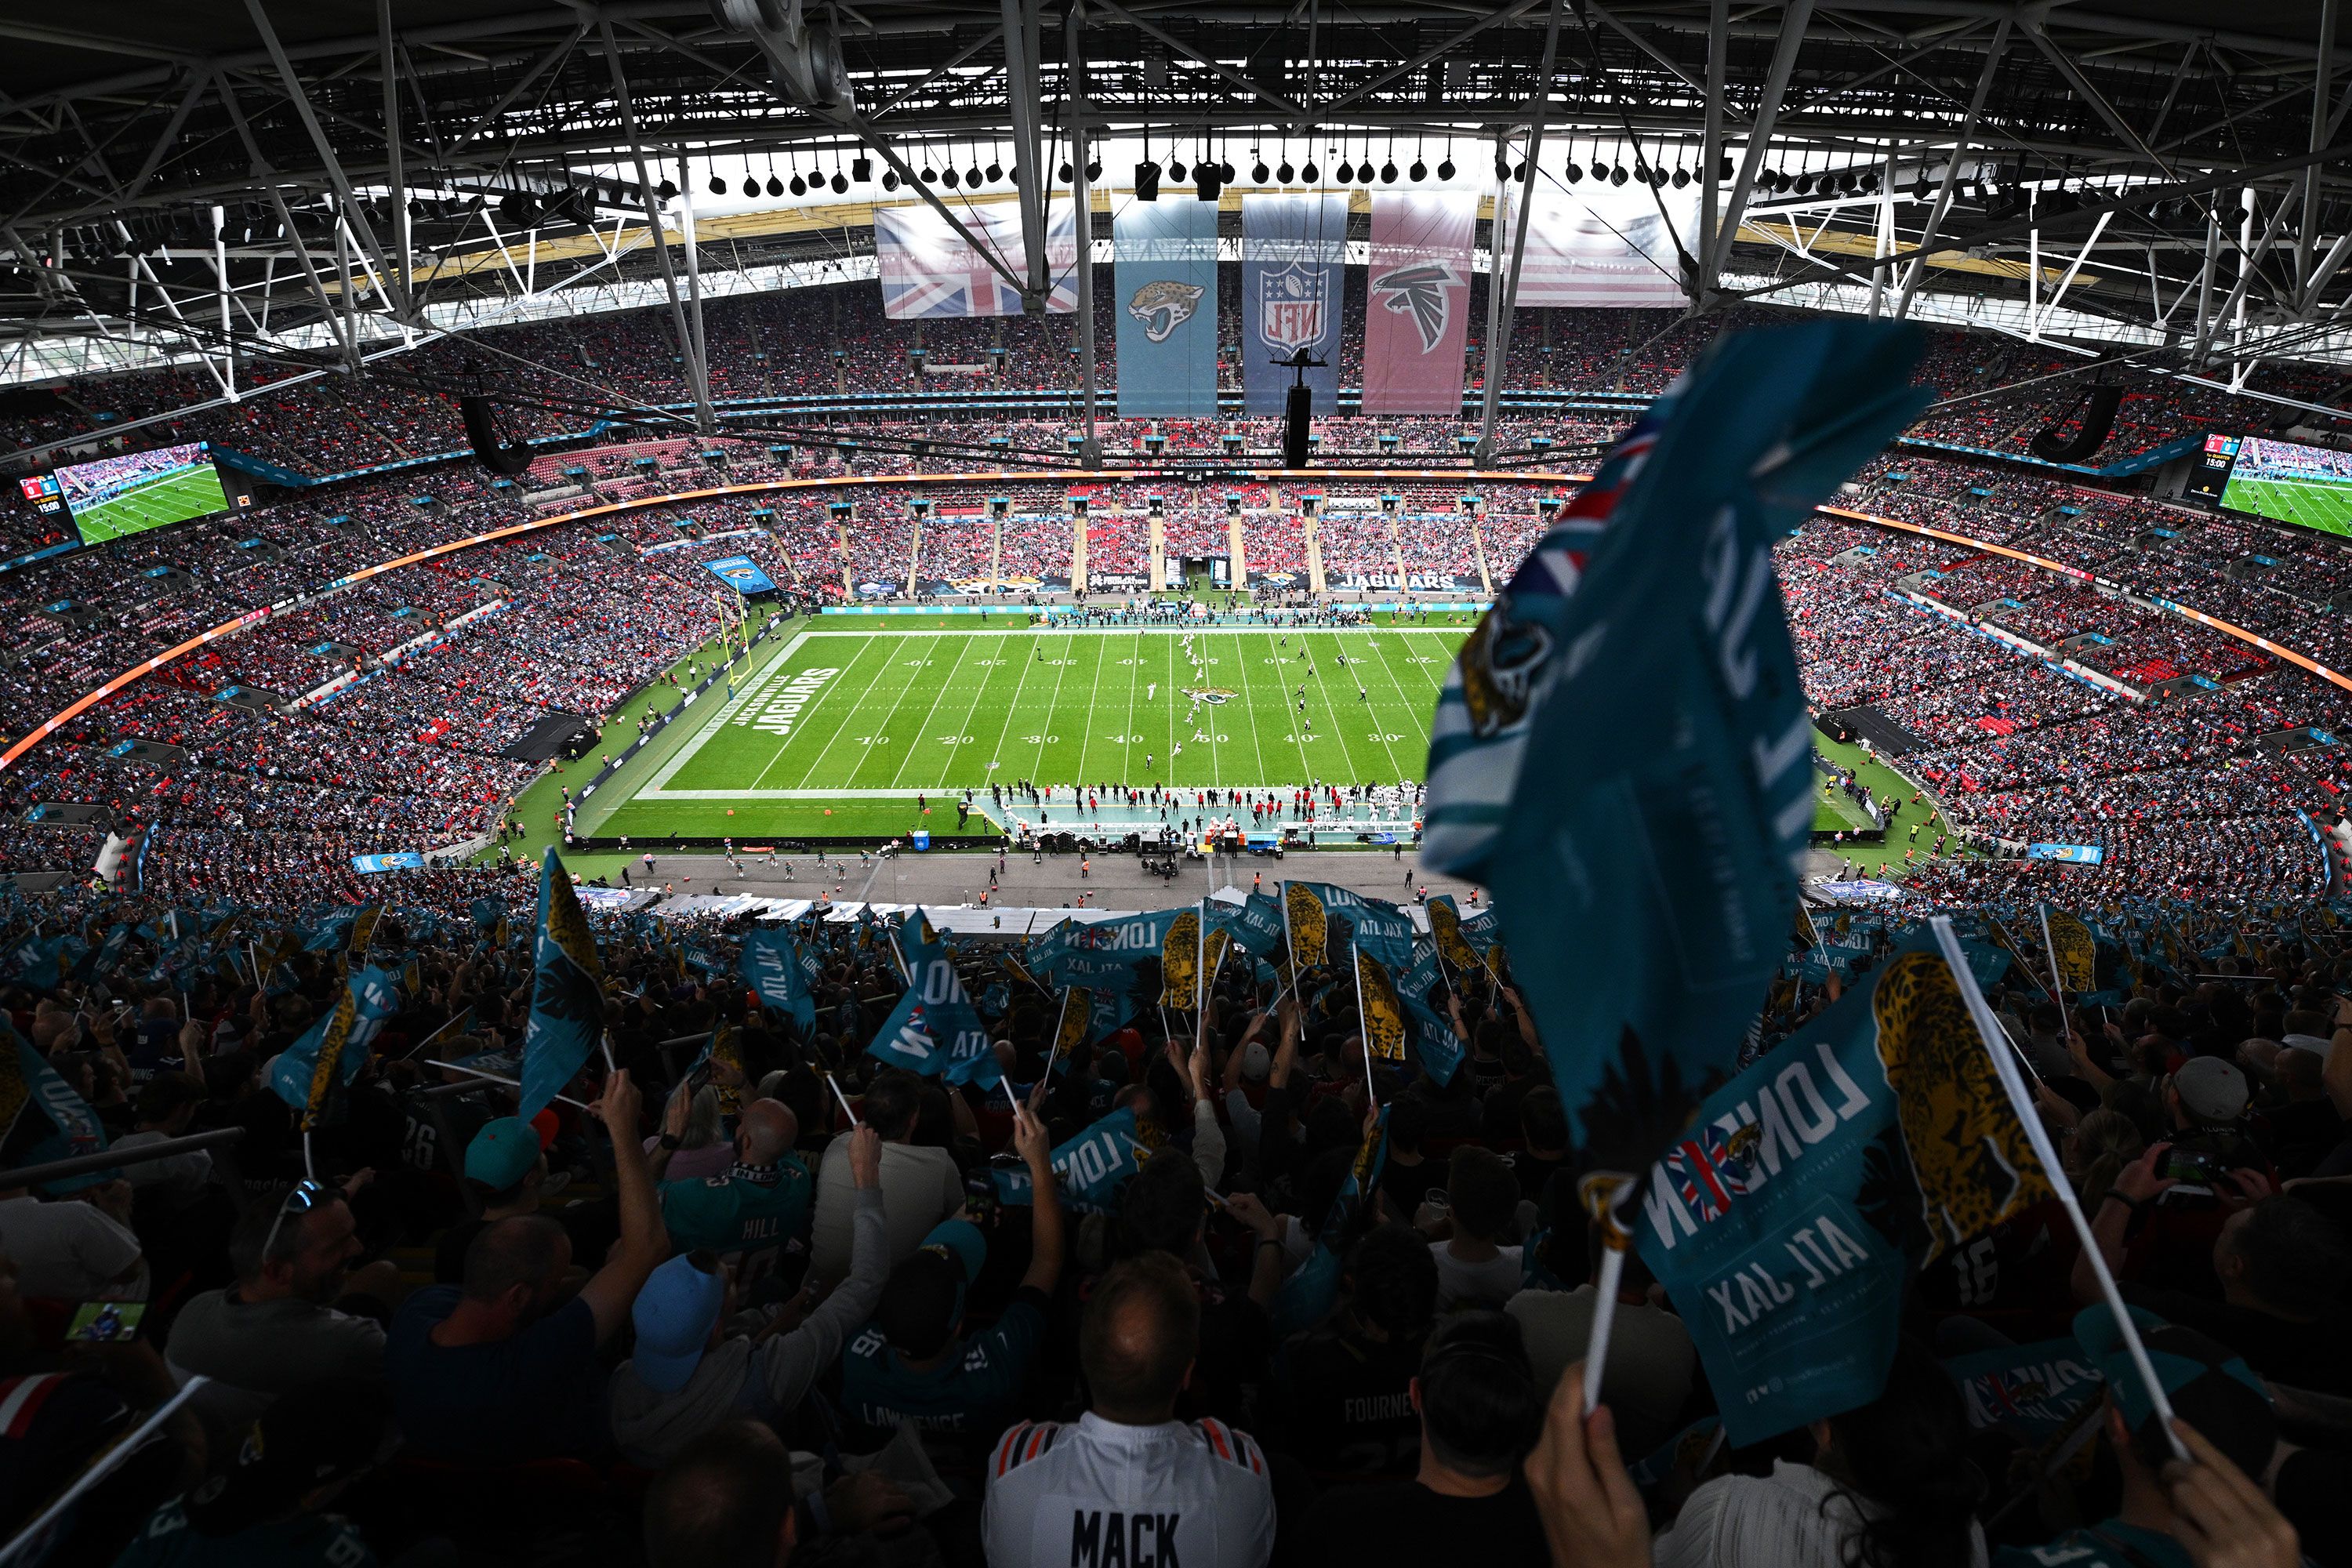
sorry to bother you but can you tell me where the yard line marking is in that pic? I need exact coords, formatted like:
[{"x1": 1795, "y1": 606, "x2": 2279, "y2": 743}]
[
  {"x1": 750, "y1": 631, "x2": 890, "y2": 791},
  {"x1": 888, "y1": 631, "x2": 980, "y2": 787}
]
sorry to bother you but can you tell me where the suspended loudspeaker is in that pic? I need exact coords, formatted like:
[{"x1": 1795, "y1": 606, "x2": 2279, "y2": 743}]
[
  {"x1": 2027, "y1": 384, "x2": 2124, "y2": 465},
  {"x1": 1283, "y1": 383, "x2": 1312, "y2": 470},
  {"x1": 460, "y1": 396, "x2": 535, "y2": 474}
]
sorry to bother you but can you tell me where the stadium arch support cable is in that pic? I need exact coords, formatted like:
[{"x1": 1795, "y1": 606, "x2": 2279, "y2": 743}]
[{"x1": 0, "y1": 466, "x2": 1588, "y2": 775}]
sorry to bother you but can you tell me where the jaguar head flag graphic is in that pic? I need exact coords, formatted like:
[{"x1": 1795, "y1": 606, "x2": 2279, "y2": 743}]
[
  {"x1": 1127, "y1": 280, "x2": 1205, "y2": 343},
  {"x1": 1370, "y1": 260, "x2": 1462, "y2": 352}
]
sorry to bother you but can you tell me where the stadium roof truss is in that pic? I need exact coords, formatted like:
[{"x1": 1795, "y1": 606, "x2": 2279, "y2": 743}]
[{"x1": 0, "y1": 0, "x2": 2347, "y2": 430}]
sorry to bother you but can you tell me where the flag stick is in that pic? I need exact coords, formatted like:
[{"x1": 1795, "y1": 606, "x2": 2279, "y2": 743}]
[
  {"x1": 1928, "y1": 916, "x2": 2189, "y2": 1463},
  {"x1": 2036, "y1": 902, "x2": 2069, "y2": 1020},
  {"x1": 825, "y1": 1071, "x2": 859, "y2": 1126},
  {"x1": 1577, "y1": 1172, "x2": 1638, "y2": 1416},
  {"x1": 394, "y1": 1005, "x2": 475, "y2": 1061},
  {"x1": 0, "y1": 1375, "x2": 209, "y2": 1565},
  {"x1": 433, "y1": 1058, "x2": 593, "y2": 1110},
  {"x1": 599, "y1": 1029, "x2": 619, "y2": 1076},
  {"x1": 1348, "y1": 951, "x2": 1379, "y2": 1106}
]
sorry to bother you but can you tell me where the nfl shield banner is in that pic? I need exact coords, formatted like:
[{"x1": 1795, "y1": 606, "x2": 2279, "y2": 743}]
[
  {"x1": 874, "y1": 198, "x2": 1079, "y2": 318},
  {"x1": 1363, "y1": 193, "x2": 1476, "y2": 416},
  {"x1": 1114, "y1": 200, "x2": 1219, "y2": 418},
  {"x1": 1241, "y1": 194, "x2": 1348, "y2": 416},
  {"x1": 1504, "y1": 184, "x2": 1696, "y2": 308}
]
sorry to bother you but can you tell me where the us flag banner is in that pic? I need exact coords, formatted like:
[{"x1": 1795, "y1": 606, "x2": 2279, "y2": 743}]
[
  {"x1": 1363, "y1": 192, "x2": 1477, "y2": 416},
  {"x1": 1504, "y1": 183, "x2": 1696, "y2": 308},
  {"x1": 874, "y1": 198, "x2": 1079, "y2": 319}
]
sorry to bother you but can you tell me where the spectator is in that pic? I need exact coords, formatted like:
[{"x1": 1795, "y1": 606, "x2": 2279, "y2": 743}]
[
  {"x1": 1426, "y1": 1147, "x2": 1523, "y2": 1309},
  {"x1": 112, "y1": 1387, "x2": 388, "y2": 1567},
  {"x1": 1299, "y1": 1311, "x2": 1552, "y2": 1566},
  {"x1": 0, "y1": 1178, "x2": 146, "y2": 1302},
  {"x1": 1270, "y1": 1225, "x2": 1439, "y2": 1476},
  {"x1": 610, "y1": 1125, "x2": 890, "y2": 1466},
  {"x1": 982, "y1": 1250, "x2": 1276, "y2": 1568},
  {"x1": 384, "y1": 1069, "x2": 666, "y2": 1462},
  {"x1": 1508, "y1": 1239, "x2": 1695, "y2": 1459},
  {"x1": 806, "y1": 1068, "x2": 966, "y2": 1282},
  {"x1": 165, "y1": 1174, "x2": 399, "y2": 1433},
  {"x1": 657, "y1": 1096, "x2": 811, "y2": 1258}
]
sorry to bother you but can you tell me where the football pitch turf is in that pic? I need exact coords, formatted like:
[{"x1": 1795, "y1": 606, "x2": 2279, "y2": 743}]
[
  {"x1": 2221, "y1": 474, "x2": 2352, "y2": 539},
  {"x1": 67, "y1": 463, "x2": 230, "y2": 544},
  {"x1": 583, "y1": 622, "x2": 1465, "y2": 841}
]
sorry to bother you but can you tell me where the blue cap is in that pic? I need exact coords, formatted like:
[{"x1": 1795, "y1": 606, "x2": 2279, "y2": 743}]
[
  {"x1": 463, "y1": 1116, "x2": 544, "y2": 1190},
  {"x1": 630, "y1": 1254, "x2": 728, "y2": 1393},
  {"x1": 919, "y1": 1218, "x2": 986, "y2": 1286}
]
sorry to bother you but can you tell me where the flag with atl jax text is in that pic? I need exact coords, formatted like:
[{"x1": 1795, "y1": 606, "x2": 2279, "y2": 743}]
[
  {"x1": 739, "y1": 927, "x2": 817, "y2": 1033},
  {"x1": 1115, "y1": 198, "x2": 1220, "y2": 419},
  {"x1": 992, "y1": 1106, "x2": 1144, "y2": 1212},
  {"x1": 1347, "y1": 899, "x2": 1424, "y2": 1065},
  {"x1": 869, "y1": 910, "x2": 999, "y2": 1087},
  {"x1": 1280, "y1": 880, "x2": 1390, "y2": 977},
  {"x1": 1421, "y1": 321, "x2": 1929, "y2": 1174},
  {"x1": 0, "y1": 1018, "x2": 112, "y2": 1193},
  {"x1": 520, "y1": 848, "x2": 607, "y2": 1120},
  {"x1": 1638, "y1": 934, "x2": 2055, "y2": 1446},
  {"x1": 1362, "y1": 191, "x2": 1477, "y2": 416},
  {"x1": 271, "y1": 966, "x2": 401, "y2": 1131}
]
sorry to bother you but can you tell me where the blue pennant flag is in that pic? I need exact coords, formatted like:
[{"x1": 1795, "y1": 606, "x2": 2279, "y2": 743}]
[
  {"x1": 520, "y1": 848, "x2": 607, "y2": 1120},
  {"x1": 0, "y1": 1018, "x2": 112, "y2": 1192},
  {"x1": 740, "y1": 927, "x2": 818, "y2": 1032},
  {"x1": 866, "y1": 910, "x2": 998, "y2": 1087},
  {"x1": 992, "y1": 1106, "x2": 1144, "y2": 1212},
  {"x1": 1420, "y1": 320, "x2": 1929, "y2": 1174},
  {"x1": 1272, "y1": 1107, "x2": 1390, "y2": 1337},
  {"x1": 270, "y1": 967, "x2": 401, "y2": 1130}
]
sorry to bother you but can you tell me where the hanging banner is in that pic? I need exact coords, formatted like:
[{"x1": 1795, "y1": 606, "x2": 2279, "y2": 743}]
[
  {"x1": 874, "y1": 198, "x2": 1079, "y2": 318},
  {"x1": 1241, "y1": 194, "x2": 1348, "y2": 416},
  {"x1": 1363, "y1": 192, "x2": 1477, "y2": 416},
  {"x1": 1114, "y1": 199, "x2": 1221, "y2": 418},
  {"x1": 1507, "y1": 184, "x2": 1696, "y2": 308}
]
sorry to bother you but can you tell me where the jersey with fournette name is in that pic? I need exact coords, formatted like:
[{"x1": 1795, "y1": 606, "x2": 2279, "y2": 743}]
[{"x1": 982, "y1": 1411, "x2": 1276, "y2": 1568}]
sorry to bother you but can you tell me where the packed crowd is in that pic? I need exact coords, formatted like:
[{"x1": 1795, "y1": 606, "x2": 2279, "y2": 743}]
[{"x1": 0, "y1": 860, "x2": 2343, "y2": 1568}]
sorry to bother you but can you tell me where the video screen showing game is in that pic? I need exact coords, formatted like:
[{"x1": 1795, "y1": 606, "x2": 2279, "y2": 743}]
[
  {"x1": 55, "y1": 441, "x2": 232, "y2": 545},
  {"x1": 2218, "y1": 434, "x2": 2352, "y2": 537}
]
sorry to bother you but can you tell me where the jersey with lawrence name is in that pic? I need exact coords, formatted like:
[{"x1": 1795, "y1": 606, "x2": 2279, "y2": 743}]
[
  {"x1": 657, "y1": 1159, "x2": 812, "y2": 1254},
  {"x1": 837, "y1": 1291, "x2": 1045, "y2": 1438},
  {"x1": 982, "y1": 1411, "x2": 1276, "y2": 1568}
]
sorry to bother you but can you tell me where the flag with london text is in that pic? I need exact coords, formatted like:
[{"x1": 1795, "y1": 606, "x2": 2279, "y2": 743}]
[
  {"x1": 874, "y1": 200, "x2": 1078, "y2": 318},
  {"x1": 1420, "y1": 321, "x2": 1928, "y2": 1174},
  {"x1": 868, "y1": 909, "x2": 998, "y2": 1087},
  {"x1": 1636, "y1": 932, "x2": 2054, "y2": 1446}
]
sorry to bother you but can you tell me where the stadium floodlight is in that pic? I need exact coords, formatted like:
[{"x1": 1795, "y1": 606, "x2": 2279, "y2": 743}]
[
  {"x1": 1380, "y1": 160, "x2": 1398, "y2": 183},
  {"x1": 1278, "y1": 159, "x2": 1295, "y2": 182},
  {"x1": 1410, "y1": 158, "x2": 1426, "y2": 181},
  {"x1": 1564, "y1": 159, "x2": 1584, "y2": 183},
  {"x1": 1058, "y1": 159, "x2": 1074, "y2": 182},
  {"x1": 1168, "y1": 158, "x2": 1186, "y2": 181},
  {"x1": 766, "y1": 174, "x2": 785, "y2": 196},
  {"x1": 967, "y1": 166, "x2": 982, "y2": 186},
  {"x1": 708, "y1": 173, "x2": 725, "y2": 194},
  {"x1": 942, "y1": 167, "x2": 960, "y2": 187},
  {"x1": 831, "y1": 172, "x2": 848, "y2": 194},
  {"x1": 881, "y1": 170, "x2": 898, "y2": 190},
  {"x1": 1671, "y1": 166, "x2": 1690, "y2": 188},
  {"x1": 987, "y1": 161, "x2": 1004, "y2": 182},
  {"x1": 1437, "y1": 156, "x2": 1455, "y2": 180},
  {"x1": 1254, "y1": 158, "x2": 1270, "y2": 182},
  {"x1": 1609, "y1": 164, "x2": 1627, "y2": 186},
  {"x1": 1301, "y1": 159, "x2": 1318, "y2": 182},
  {"x1": 1220, "y1": 162, "x2": 1235, "y2": 181},
  {"x1": 1337, "y1": 159, "x2": 1356, "y2": 183},
  {"x1": 1588, "y1": 160, "x2": 1606, "y2": 183},
  {"x1": 921, "y1": 165, "x2": 938, "y2": 183},
  {"x1": 1794, "y1": 172, "x2": 1813, "y2": 195},
  {"x1": 1089, "y1": 160, "x2": 1103, "y2": 180}
]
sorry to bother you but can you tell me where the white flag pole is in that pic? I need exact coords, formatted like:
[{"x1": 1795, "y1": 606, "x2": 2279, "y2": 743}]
[
  {"x1": 1578, "y1": 1172, "x2": 1639, "y2": 1416},
  {"x1": 1929, "y1": 916, "x2": 2188, "y2": 1463},
  {"x1": 0, "y1": 1377, "x2": 210, "y2": 1566},
  {"x1": 2036, "y1": 901, "x2": 2069, "y2": 1018}
]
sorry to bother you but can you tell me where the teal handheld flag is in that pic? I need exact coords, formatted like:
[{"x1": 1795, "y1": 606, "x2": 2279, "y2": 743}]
[
  {"x1": 739, "y1": 927, "x2": 818, "y2": 1032},
  {"x1": 520, "y1": 848, "x2": 607, "y2": 1120},
  {"x1": 1420, "y1": 321, "x2": 1929, "y2": 1175}
]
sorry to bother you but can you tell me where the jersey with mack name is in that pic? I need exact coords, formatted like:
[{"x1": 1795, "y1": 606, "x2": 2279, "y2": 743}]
[{"x1": 982, "y1": 1411, "x2": 1275, "y2": 1568}]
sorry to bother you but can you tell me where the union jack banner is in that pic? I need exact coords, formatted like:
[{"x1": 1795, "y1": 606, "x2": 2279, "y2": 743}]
[
  {"x1": 1663, "y1": 1123, "x2": 1753, "y2": 1222},
  {"x1": 874, "y1": 199, "x2": 1079, "y2": 318}
]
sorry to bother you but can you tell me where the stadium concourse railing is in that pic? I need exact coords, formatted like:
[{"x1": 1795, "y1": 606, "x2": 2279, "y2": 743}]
[
  {"x1": 1817, "y1": 504, "x2": 2352, "y2": 698},
  {"x1": 0, "y1": 466, "x2": 1584, "y2": 778}
]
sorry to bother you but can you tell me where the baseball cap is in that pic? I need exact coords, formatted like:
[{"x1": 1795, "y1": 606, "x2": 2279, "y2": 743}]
[
  {"x1": 630, "y1": 1254, "x2": 728, "y2": 1393},
  {"x1": 2072, "y1": 1304, "x2": 2274, "y2": 1476},
  {"x1": 2282, "y1": 1033, "x2": 2333, "y2": 1061},
  {"x1": 1240, "y1": 1040, "x2": 1272, "y2": 1081},
  {"x1": 464, "y1": 1116, "x2": 550, "y2": 1190},
  {"x1": 873, "y1": 1219, "x2": 986, "y2": 1359},
  {"x1": 2172, "y1": 1056, "x2": 2250, "y2": 1123}
]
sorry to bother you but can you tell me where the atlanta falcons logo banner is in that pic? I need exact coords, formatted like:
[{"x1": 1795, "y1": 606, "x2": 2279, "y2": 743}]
[
  {"x1": 1113, "y1": 199, "x2": 1219, "y2": 418},
  {"x1": 1363, "y1": 192, "x2": 1477, "y2": 416},
  {"x1": 1240, "y1": 194, "x2": 1348, "y2": 416},
  {"x1": 873, "y1": 198, "x2": 1079, "y2": 319}
]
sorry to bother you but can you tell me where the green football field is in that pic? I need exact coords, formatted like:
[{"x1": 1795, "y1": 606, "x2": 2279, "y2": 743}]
[
  {"x1": 584, "y1": 622, "x2": 1465, "y2": 841},
  {"x1": 2221, "y1": 473, "x2": 2352, "y2": 538},
  {"x1": 67, "y1": 462, "x2": 231, "y2": 544}
]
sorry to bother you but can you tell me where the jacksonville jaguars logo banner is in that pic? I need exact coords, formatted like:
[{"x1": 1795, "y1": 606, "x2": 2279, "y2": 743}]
[
  {"x1": 1363, "y1": 192, "x2": 1476, "y2": 416},
  {"x1": 1114, "y1": 198, "x2": 1219, "y2": 418},
  {"x1": 1638, "y1": 933, "x2": 2057, "y2": 1446},
  {"x1": 1241, "y1": 194, "x2": 1347, "y2": 416},
  {"x1": 1420, "y1": 321, "x2": 1929, "y2": 1178}
]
